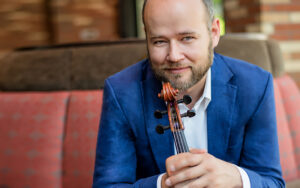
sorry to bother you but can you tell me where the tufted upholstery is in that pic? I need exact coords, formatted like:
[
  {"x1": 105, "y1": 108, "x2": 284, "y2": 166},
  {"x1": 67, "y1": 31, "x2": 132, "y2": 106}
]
[
  {"x1": 0, "y1": 92, "x2": 69, "y2": 188},
  {"x1": 63, "y1": 91, "x2": 102, "y2": 188},
  {"x1": 276, "y1": 75, "x2": 300, "y2": 179},
  {"x1": 274, "y1": 80, "x2": 298, "y2": 181}
]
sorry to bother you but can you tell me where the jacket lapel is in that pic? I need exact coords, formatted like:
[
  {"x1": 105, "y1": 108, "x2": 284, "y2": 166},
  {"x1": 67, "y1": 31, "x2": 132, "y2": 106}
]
[
  {"x1": 141, "y1": 54, "x2": 238, "y2": 171},
  {"x1": 141, "y1": 63, "x2": 174, "y2": 173},
  {"x1": 207, "y1": 54, "x2": 237, "y2": 160}
]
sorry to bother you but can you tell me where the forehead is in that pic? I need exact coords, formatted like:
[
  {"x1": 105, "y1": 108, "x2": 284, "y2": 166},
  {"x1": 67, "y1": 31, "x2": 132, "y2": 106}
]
[
  {"x1": 144, "y1": 0, "x2": 208, "y2": 35},
  {"x1": 144, "y1": 0, "x2": 207, "y2": 20}
]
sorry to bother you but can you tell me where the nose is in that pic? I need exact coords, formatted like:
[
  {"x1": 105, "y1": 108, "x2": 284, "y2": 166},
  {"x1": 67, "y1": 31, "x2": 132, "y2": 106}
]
[{"x1": 166, "y1": 41, "x2": 184, "y2": 63}]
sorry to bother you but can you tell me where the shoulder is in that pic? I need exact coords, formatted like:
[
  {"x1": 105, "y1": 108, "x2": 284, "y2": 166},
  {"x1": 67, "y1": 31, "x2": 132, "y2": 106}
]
[
  {"x1": 213, "y1": 53, "x2": 274, "y2": 116},
  {"x1": 102, "y1": 59, "x2": 152, "y2": 109},
  {"x1": 215, "y1": 53, "x2": 272, "y2": 90},
  {"x1": 106, "y1": 59, "x2": 149, "y2": 85},
  {"x1": 214, "y1": 53, "x2": 274, "y2": 120},
  {"x1": 216, "y1": 53, "x2": 271, "y2": 80},
  {"x1": 104, "y1": 59, "x2": 152, "y2": 95}
]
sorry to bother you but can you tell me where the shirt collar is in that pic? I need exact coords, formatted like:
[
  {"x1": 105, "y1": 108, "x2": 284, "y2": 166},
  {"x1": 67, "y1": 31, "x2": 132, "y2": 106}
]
[
  {"x1": 194, "y1": 68, "x2": 211, "y2": 111},
  {"x1": 179, "y1": 68, "x2": 212, "y2": 112},
  {"x1": 163, "y1": 68, "x2": 212, "y2": 112}
]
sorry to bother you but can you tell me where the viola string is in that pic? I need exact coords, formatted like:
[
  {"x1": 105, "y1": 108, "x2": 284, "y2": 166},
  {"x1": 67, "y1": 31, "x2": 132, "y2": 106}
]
[
  {"x1": 170, "y1": 102, "x2": 190, "y2": 154},
  {"x1": 173, "y1": 106, "x2": 183, "y2": 153},
  {"x1": 176, "y1": 114, "x2": 185, "y2": 153},
  {"x1": 180, "y1": 130, "x2": 189, "y2": 152},
  {"x1": 178, "y1": 129, "x2": 186, "y2": 153},
  {"x1": 170, "y1": 103, "x2": 180, "y2": 153},
  {"x1": 174, "y1": 109, "x2": 185, "y2": 153},
  {"x1": 172, "y1": 131, "x2": 179, "y2": 154},
  {"x1": 175, "y1": 118, "x2": 184, "y2": 153},
  {"x1": 174, "y1": 106, "x2": 187, "y2": 153},
  {"x1": 173, "y1": 131, "x2": 179, "y2": 153},
  {"x1": 173, "y1": 111, "x2": 182, "y2": 153},
  {"x1": 176, "y1": 115, "x2": 188, "y2": 152},
  {"x1": 176, "y1": 125, "x2": 183, "y2": 153}
]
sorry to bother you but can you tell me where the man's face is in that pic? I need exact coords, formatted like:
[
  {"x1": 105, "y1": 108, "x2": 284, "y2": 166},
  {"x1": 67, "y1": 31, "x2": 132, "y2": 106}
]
[{"x1": 144, "y1": 0, "x2": 219, "y2": 91}]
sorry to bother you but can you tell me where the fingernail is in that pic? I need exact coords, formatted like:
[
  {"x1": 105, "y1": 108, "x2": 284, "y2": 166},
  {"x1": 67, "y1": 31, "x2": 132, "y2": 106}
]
[{"x1": 165, "y1": 179, "x2": 171, "y2": 186}]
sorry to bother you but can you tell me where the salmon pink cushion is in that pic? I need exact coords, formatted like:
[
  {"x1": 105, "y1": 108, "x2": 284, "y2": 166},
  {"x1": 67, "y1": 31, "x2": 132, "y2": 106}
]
[
  {"x1": 0, "y1": 92, "x2": 69, "y2": 188},
  {"x1": 274, "y1": 80, "x2": 298, "y2": 181},
  {"x1": 63, "y1": 90, "x2": 103, "y2": 188},
  {"x1": 276, "y1": 75, "x2": 300, "y2": 178}
]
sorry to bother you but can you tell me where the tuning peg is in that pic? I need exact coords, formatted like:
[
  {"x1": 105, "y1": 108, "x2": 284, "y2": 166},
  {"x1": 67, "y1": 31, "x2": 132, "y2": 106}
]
[
  {"x1": 156, "y1": 125, "x2": 170, "y2": 134},
  {"x1": 177, "y1": 95, "x2": 192, "y2": 105},
  {"x1": 181, "y1": 110, "x2": 196, "y2": 118},
  {"x1": 154, "y1": 110, "x2": 168, "y2": 119}
]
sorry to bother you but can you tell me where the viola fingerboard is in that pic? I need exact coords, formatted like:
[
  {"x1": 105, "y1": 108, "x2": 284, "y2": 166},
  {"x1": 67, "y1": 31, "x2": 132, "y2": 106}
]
[{"x1": 172, "y1": 130, "x2": 189, "y2": 153}]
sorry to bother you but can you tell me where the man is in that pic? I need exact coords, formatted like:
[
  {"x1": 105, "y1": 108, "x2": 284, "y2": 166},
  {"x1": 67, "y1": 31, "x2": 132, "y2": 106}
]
[{"x1": 93, "y1": 0, "x2": 285, "y2": 187}]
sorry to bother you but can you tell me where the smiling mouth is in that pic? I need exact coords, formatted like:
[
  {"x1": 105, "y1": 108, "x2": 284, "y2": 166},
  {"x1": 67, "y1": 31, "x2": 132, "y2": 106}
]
[{"x1": 165, "y1": 67, "x2": 190, "y2": 74}]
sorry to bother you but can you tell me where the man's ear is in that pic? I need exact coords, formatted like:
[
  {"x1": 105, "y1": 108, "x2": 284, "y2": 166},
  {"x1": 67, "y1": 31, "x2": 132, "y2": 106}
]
[
  {"x1": 144, "y1": 25, "x2": 149, "y2": 40},
  {"x1": 211, "y1": 18, "x2": 221, "y2": 48}
]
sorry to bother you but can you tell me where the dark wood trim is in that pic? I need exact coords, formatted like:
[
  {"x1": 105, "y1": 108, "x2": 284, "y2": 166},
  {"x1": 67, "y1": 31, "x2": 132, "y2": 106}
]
[{"x1": 119, "y1": 0, "x2": 138, "y2": 38}]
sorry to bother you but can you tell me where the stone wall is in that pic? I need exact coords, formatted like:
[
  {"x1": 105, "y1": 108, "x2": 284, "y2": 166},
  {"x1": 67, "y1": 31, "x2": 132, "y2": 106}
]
[
  {"x1": 51, "y1": 0, "x2": 119, "y2": 44},
  {"x1": 0, "y1": 0, "x2": 49, "y2": 58},
  {"x1": 0, "y1": 0, "x2": 120, "y2": 59},
  {"x1": 224, "y1": 0, "x2": 300, "y2": 86},
  {"x1": 224, "y1": 0, "x2": 300, "y2": 71},
  {"x1": 261, "y1": 0, "x2": 300, "y2": 73}
]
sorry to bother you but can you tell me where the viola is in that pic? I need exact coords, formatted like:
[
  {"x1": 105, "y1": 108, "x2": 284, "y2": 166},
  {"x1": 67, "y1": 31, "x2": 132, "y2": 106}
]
[{"x1": 154, "y1": 82, "x2": 196, "y2": 154}]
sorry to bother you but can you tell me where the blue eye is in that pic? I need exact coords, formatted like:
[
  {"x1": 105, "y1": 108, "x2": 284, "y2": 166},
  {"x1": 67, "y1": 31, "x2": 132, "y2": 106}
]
[
  {"x1": 153, "y1": 40, "x2": 166, "y2": 45},
  {"x1": 182, "y1": 36, "x2": 194, "y2": 41}
]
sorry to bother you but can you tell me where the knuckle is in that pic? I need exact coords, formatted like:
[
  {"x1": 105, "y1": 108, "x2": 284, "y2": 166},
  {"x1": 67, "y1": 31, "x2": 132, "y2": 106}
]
[
  {"x1": 174, "y1": 184, "x2": 183, "y2": 188},
  {"x1": 168, "y1": 177, "x2": 175, "y2": 185},
  {"x1": 188, "y1": 180, "x2": 200, "y2": 188},
  {"x1": 165, "y1": 157, "x2": 174, "y2": 167},
  {"x1": 205, "y1": 153, "x2": 213, "y2": 160},
  {"x1": 207, "y1": 174, "x2": 214, "y2": 183},
  {"x1": 189, "y1": 156, "x2": 199, "y2": 165},
  {"x1": 206, "y1": 164, "x2": 214, "y2": 172},
  {"x1": 181, "y1": 158, "x2": 188, "y2": 166},
  {"x1": 165, "y1": 158, "x2": 170, "y2": 166},
  {"x1": 210, "y1": 176, "x2": 222, "y2": 187},
  {"x1": 212, "y1": 181, "x2": 222, "y2": 188},
  {"x1": 204, "y1": 155, "x2": 216, "y2": 171},
  {"x1": 166, "y1": 156, "x2": 174, "y2": 164},
  {"x1": 186, "y1": 154, "x2": 200, "y2": 166},
  {"x1": 182, "y1": 169, "x2": 192, "y2": 178}
]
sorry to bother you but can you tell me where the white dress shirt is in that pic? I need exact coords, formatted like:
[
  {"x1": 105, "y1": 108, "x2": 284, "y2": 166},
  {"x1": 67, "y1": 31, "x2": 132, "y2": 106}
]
[{"x1": 157, "y1": 68, "x2": 250, "y2": 188}]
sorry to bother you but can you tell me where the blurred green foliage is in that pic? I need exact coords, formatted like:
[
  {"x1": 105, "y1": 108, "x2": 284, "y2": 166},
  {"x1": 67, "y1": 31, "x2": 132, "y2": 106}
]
[{"x1": 213, "y1": 0, "x2": 225, "y2": 35}]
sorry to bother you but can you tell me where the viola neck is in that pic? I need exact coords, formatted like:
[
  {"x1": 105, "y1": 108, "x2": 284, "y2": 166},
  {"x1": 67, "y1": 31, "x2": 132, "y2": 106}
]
[
  {"x1": 172, "y1": 130, "x2": 189, "y2": 153},
  {"x1": 168, "y1": 101, "x2": 189, "y2": 154}
]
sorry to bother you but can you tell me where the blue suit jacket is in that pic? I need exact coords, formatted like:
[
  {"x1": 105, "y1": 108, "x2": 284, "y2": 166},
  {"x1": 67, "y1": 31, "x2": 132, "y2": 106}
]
[{"x1": 93, "y1": 53, "x2": 285, "y2": 187}]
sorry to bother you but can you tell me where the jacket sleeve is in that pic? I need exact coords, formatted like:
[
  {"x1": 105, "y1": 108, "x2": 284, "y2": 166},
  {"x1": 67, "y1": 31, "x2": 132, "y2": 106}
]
[
  {"x1": 92, "y1": 79, "x2": 158, "y2": 188},
  {"x1": 239, "y1": 73, "x2": 285, "y2": 187}
]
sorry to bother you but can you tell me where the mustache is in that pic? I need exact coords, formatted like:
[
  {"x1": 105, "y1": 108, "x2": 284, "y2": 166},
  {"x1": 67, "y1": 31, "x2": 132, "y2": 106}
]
[{"x1": 159, "y1": 63, "x2": 192, "y2": 69}]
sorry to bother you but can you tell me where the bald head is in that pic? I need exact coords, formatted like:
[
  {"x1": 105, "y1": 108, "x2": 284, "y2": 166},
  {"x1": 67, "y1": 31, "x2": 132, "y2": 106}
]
[{"x1": 142, "y1": 0, "x2": 214, "y2": 29}]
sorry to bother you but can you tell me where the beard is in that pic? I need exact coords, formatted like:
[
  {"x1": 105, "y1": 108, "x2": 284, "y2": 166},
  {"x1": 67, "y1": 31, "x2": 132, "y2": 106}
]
[{"x1": 150, "y1": 38, "x2": 213, "y2": 91}]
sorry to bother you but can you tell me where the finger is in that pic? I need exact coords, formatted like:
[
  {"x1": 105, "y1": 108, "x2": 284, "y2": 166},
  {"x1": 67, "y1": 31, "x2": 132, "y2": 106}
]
[
  {"x1": 165, "y1": 163, "x2": 207, "y2": 186},
  {"x1": 190, "y1": 148, "x2": 207, "y2": 154},
  {"x1": 161, "y1": 173, "x2": 170, "y2": 188},
  {"x1": 172, "y1": 179, "x2": 195, "y2": 188},
  {"x1": 166, "y1": 153, "x2": 204, "y2": 175},
  {"x1": 185, "y1": 174, "x2": 210, "y2": 188},
  {"x1": 171, "y1": 175, "x2": 210, "y2": 188}
]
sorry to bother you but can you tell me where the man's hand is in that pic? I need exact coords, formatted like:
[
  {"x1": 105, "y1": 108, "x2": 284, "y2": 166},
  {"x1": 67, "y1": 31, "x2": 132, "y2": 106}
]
[{"x1": 162, "y1": 149, "x2": 243, "y2": 188}]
